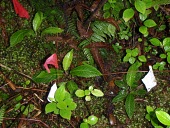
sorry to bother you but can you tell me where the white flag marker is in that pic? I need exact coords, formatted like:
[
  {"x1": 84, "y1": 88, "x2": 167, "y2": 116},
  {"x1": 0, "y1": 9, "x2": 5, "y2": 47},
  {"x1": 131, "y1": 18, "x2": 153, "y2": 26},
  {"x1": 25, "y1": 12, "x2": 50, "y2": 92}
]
[
  {"x1": 47, "y1": 82, "x2": 57, "y2": 102},
  {"x1": 142, "y1": 66, "x2": 157, "y2": 92}
]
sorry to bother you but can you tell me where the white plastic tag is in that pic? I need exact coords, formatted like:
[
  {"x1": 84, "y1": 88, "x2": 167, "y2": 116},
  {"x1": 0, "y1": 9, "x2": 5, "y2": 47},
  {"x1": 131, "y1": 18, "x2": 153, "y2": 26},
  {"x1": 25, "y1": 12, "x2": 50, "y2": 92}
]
[
  {"x1": 142, "y1": 66, "x2": 157, "y2": 92},
  {"x1": 47, "y1": 82, "x2": 57, "y2": 102}
]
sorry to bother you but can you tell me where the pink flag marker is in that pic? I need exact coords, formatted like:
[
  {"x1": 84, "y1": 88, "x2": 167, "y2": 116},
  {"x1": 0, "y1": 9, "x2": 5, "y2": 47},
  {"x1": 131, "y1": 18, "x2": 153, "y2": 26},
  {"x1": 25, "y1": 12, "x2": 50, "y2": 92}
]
[
  {"x1": 12, "y1": 0, "x2": 30, "y2": 19},
  {"x1": 43, "y1": 53, "x2": 59, "y2": 73}
]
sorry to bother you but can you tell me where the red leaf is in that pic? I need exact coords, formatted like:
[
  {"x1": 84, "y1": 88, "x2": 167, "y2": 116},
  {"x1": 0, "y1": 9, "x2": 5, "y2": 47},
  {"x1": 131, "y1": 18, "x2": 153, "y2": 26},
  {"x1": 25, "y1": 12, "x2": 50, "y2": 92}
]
[
  {"x1": 43, "y1": 53, "x2": 59, "y2": 73},
  {"x1": 12, "y1": 0, "x2": 30, "y2": 19}
]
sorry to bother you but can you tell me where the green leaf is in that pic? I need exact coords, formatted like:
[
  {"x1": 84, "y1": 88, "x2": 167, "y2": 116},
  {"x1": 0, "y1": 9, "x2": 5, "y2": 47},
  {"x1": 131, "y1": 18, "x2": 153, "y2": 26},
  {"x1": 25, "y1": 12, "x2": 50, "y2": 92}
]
[
  {"x1": 126, "y1": 61, "x2": 142, "y2": 87},
  {"x1": 163, "y1": 38, "x2": 170, "y2": 52},
  {"x1": 159, "y1": 54, "x2": 166, "y2": 59},
  {"x1": 67, "y1": 101, "x2": 77, "y2": 110},
  {"x1": 156, "y1": 110, "x2": 170, "y2": 126},
  {"x1": 91, "y1": 89, "x2": 104, "y2": 97},
  {"x1": 22, "y1": 104, "x2": 34, "y2": 115},
  {"x1": 45, "y1": 102, "x2": 57, "y2": 114},
  {"x1": 135, "y1": 0, "x2": 146, "y2": 14},
  {"x1": 85, "y1": 95, "x2": 91, "y2": 101},
  {"x1": 63, "y1": 49, "x2": 74, "y2": 71},
  {"x1": 108, "y1": 24, "x2": 116, "y2": 37},
  {"x1": 70, "y1": 64, "x2": 102, "y2": 78},
  {"x1": 55, "y1": 85, "x2": 66, "y2": 102},
  {"x1": 139, "y1": 26, "x2": 148, "y2": 34},
  {"x1": 32, "y1": 69, "x2": 63, "y2": 83},
  {"x1": 138, "y1": 55, "x2": 147, "y2": 62},
  {"x1": 167, "y1": 55, "x2": 170, "y2": 64},
  {"x1": 66, "y1": 81, "x2": 78, "y2": 94},
  {"x1": 41, "y1": 27, "x2": 63, "y2": 36},
  {"x1": 123, "y1": 53, "x2": 131, "y2": 62},
  {"x1": 57, "y1": 101, "x2": 67, "y2": 109},
  {"x1": 123, "y1": 8, "x2": 134, "y2": 22},
  {"x1": 144, "y1": 19, "x2": 157, "y2": 27},
  {"x1": 131, "y1": 48, "x2": 139, "y2": 57},
  {"x1": 33, "y1": 11, "x2": 44, "y2": 32},
  {"x1": 146, "y1": 106, "x2": 154, "y2": 114},
  {"x1": 80, "y1": 123, "x2": 89, "y2": 128},
  {"x1": 85, "y1": 90, "x2": 90, "y2": 95},
  {"x1": 10, "y1": 29, "x2": 35, "y2": 47},
  {"x1": 125, "y1": 94, "x2": 135, "y2": 119},
  {"x1": 129, "y1": 57, "x2": 136, "y2": 64},
  {"x1": 87, "y1": 115, "x2": 98, "y2": 125},
  {"x1": 75, "y1": 90, "x2": 85, "y2": 97},
  {"x1": 112, "y1": 90, "x2": 127, "y2": 102},
  {"x1": 114, "y1": 80, "x2": 127, "y2": 89},
  {"x1": 149, "y1": 38, "x2": 161, "y2": 46},
  {"x1": 60, "y1": 109, "x2": 71, "y2": 120}
]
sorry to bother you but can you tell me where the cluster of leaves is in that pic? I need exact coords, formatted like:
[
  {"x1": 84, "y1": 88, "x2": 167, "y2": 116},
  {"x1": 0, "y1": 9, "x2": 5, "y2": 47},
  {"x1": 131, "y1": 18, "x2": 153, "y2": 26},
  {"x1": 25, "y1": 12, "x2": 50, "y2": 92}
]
[
  {"x1": 75, "y1": 86, "x2": 104, "y2": 101},
  {"x1": 112, "y1": 61, "x2": 146, "y2": 118},
  {"x1": 80, "y1": 115, "x2": 98, "y2": 128},
  {"x1": 145, "y1": 106, "x2": 170, "y2": 127},
  {"x1": 45, "y1": 83, "x2": 77, "y2": 120}
]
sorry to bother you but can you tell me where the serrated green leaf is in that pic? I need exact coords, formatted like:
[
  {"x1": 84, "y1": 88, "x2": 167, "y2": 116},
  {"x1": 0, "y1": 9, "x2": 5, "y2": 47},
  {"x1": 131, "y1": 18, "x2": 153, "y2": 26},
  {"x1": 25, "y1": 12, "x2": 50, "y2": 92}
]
[
  {"x1": 70, "y1": 64, "x2": 102, "y2": 78},
  {"x1": 149, "y1": 38, "x2": 161, "y2": 46},
  {"x1": 126, "y1": 61, "x2": 142, "y2": 87},
  {"x1": 75, "y1": 90, "x2": 85, "y2": 97},
  {"x1": 63, "y1": 49, "x2": 73, "y2": 71},
  {"x1": 10, "y1": 29, "x2": 35, "y2": 47},
  {"x1": 144, "y1": 19, "x2": 157, "y2": 28},
  {"x1": 91, "y1": 33, "x2": 105, "y2": 42},
  {"x1": 41, "y1": 27, "x2": 63, "y2": 36},
  {"x1": 156, "y1": 110, "x2": 170, "y2": 125},
  {"x1": 66, "y1": 81, "x2": 78, "y2": 94},
  {"x1": 112, "y1": 90, "x2": 127, "y2": 102},
  {"x1": 33, "y1": 11, "x2": 44, "y2": 32},
  {"x1": 91, "y1": 89, "x2": 104, "y2": 97},
  {"x1": 55, "y1": 85, "x2": 66, "y2": 102},
  {"x1": 45, "y1": 102, "x2": 57, "y2": 114},
  {"x1": 125, "y1": 94, "x2": 135, "y2": 119},
  {"x1": 135, "y1": 0, "x2": 146, "y2": 14},
  {"x1": 60, "y1": 109, "x2": 71, "y2": 120},
  {"x1": 32, "y1": 69, "x2": 63, "y2": 83},
  {"x1": 123, "y1": 8, "x2": 134, "y2": 22}
]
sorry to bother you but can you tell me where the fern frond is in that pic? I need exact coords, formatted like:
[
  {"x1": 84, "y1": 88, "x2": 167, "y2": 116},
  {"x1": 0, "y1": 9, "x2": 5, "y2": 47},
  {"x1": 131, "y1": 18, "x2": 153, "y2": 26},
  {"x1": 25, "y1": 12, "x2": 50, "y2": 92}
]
[
  {"x1": 83, "y1": 48, "x2": 94, "y2": 65},
  {"x1": 0, "y1": 106, "x2": 5, "y2": 124}
]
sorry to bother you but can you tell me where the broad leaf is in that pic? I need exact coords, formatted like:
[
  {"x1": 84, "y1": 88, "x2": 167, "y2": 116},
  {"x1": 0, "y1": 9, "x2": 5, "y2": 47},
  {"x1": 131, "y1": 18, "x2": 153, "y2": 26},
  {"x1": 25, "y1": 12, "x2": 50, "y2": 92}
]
[
  {"x1": 149, "y1": 38, "x2": 161, "y2": 46},
  {"x1": 123, "y1": 8, "x2": 134, "y2": 22},
  {"x1": 33, "y1": 11, "x2": 43, "y2": 32},
  {"x1": 32, "y1": 69, "x2": 63, "y2": 83},
  {"x1": 57, "y1": 101, "x2": 67, "y2": 109},
  {"x1": 138, "y1": 55, "x2": 147, "y2": 62},
  {"x1": 75, "y1": 89, "x2": 85, "y2": 97},
  {"x1": 63, "y1": 49, "x2": 73, "y2": 71},
  {"x1": 87, "y1": 115, "x2": 98, "y2": 125},
  {"x1": 156, "y1": 110, "x2": 170, "y2": 126},
  {"x1": 55, "y1": 85, "x2": 66, "y2": 102},
  {"x1": 146, "y1": 106, "x2": 154, "y2": 114},
  {"x1": 80, "y1": 123, "x2": 89, "y2": 128},
  {"x1": 60, "y1": 109, "x2": 71, "y2": 120},
  {"x1": 125, "y1": 94, "x2": 135, "y2": 119},
  {"x1": 135, "y1": 0, "x2": 146, "y2": 14},
  {"x1": 139, "y1": 26, "x2": 148, "y2": 34},
  {"x1": 144, "y1": 19, "x2": 157, "y2": 28},
  {"x1": 70, "y1": 64, "x2": 102, "y2": 78},
  {"x1": 163, "y1": 37, "x2": 170, "y2": 52},
  {"x1": 112, "y1": 90, "x2": 127, "y2": 102},
  {"x1": 10, "y1": 29, "x2": 34, "y2": 47},
  {"x1": 91, "y1": 89, "x2": 104, "y2": 97},
  {"x1": 45, "y1": 102, "x2": 57, "y2": 114},
  {"x1": 126, "y1": 61, "x2": 142, "y2": 87},
  {"x1": 41, "y1": 27, "x2": 63, "y2": 36}
]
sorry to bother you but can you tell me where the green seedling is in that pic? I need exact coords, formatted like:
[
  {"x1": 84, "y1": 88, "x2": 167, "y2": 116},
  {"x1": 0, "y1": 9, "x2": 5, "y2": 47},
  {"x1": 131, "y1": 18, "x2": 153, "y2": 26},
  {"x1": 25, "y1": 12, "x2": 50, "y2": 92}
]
[
  {"x1": 112, "y1": 61, "x2": 146, "y2": 119},
  {"x1": 75, "y1": 86, "x2": 104, "y2": 101},
  {"x1": 145, "y1": 106, "x2": 170, "y2": 127},
  {"x1": 45, "y1": 82, "x2": 77, "y2": 120},
  {"x1": 80, "y1": 115, "x2": 98, "y2": 128},
  {"x1": 123, "y1": 48, "x2": 147, "y2": 64}
]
